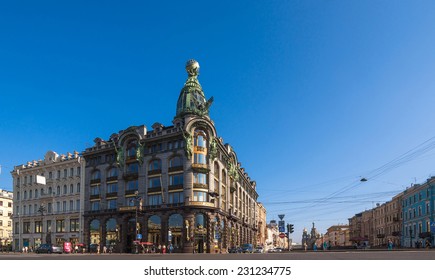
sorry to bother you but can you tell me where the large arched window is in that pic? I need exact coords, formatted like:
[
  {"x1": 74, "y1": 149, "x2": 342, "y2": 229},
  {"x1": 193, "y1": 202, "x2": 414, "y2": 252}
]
[
  {"x1": 91, "y1": 170, "x2": 101, "y2": 180},
  {"x1": 169, "y1": 156, "x2": 183, "y2": 168},
  {"x1": 168, "y1": 214, "x2": 183, "y2": 251},
  {"x1": 193, "y1": 130, "x2": 207, "y2": 165},
  {"x1": 108, "y1": 168, "x2": 118, "y2": 179},
  {"x1": 149, "y1": 159, "x2": 162, "y2": 171},
  {"x1": 127, "y1": 140, "x2": 137, "y2": 158},
  {"x1": 105, "y1": 218, "x2": 117, "y2": 246},
  {"x1": 90, "y1": 219, "x2": 101, "y2": 245},
  {"x1": 195, "y1": 213, "x2": 206, "y2": 228},
  {"x1": 148, "y1": 215, "x2": 161, "y2": 245}
]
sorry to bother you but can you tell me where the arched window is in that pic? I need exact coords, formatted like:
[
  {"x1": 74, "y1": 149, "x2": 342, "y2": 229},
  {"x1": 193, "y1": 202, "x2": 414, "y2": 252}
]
[
  {"x1": 168, "y1": 214, "x2": 183, "y2": 251},
  {"x1": 127, "y1": 140, "x2": 137, "y2": 158},
  {"x1": 169, "y1": 156, "x2": 182, "y2": 168},
  {"x1": 148, "y1": 215, "x2": 161, "y2": 245},
  {"x1": 195, "y1": 213, "x2": 206, "y2": 228},
  {"x1": 194, "y1": 130, "x2": 207, "y2": 148},
  {"x1": 108, "y1": 168, "x2": 118, "y2": 178},
  {"x1": 149, "y1": 159, "x2": 162, "y2": 171},
  {"x1": 105, "y1": 218, "x2": 117, "y2": 246},
  {"x1": 90, "y1": 219, "x2": 101, "y2": 245},
  {"x1": 91, "y1": 170, "x2": 101, "y2": 180}
]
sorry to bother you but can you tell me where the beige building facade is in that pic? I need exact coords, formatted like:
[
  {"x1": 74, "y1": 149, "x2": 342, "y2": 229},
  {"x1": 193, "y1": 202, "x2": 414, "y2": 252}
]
[
  {"x1": 0, "y1": 189, "x2": 13, "y2": 247},
  {"x1": 11, "y1": 151, "x2": 85, "y2": 251}
]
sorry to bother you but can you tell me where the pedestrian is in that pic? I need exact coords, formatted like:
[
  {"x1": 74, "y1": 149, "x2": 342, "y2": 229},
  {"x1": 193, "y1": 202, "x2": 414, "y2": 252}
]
[
  {"x1": 158, "y1": 244, "x2": 161, "y2": 253},
  {"x1": 97, "y1": 245, "x2": 100, "y2": 254},
  {"x1": 162, "y1": 245, "x2": 166, "y2": 254},
  {"x1": 103, "y1": 245, "x2": 107, "y2": 254},
  {"x1": 303, "y1": 242, "x2": 307, "y2": 251},
  {"x1": 169, "y1": 244, "x2": 174, "y2": 254},
  {"x1": 74, "y1": 245, "x2": 79, "y2": 254},
  {"x1": 387, "y1": 239, "x2": 393, "y2": 250}
]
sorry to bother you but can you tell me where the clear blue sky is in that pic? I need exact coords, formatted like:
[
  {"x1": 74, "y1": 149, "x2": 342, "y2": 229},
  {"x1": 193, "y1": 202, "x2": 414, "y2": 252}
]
[{"x1": 1, "y1": 1, "x2": 435, "y2": 242}]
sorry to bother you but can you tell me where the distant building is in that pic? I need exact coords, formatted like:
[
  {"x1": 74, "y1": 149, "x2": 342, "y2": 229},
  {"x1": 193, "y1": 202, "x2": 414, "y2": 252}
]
[
  {"x1": 257, "y1": 203, "x2": 267, "y2": 246},
  {"x1": 325, "y1": 225, "x2": 351, "y2": 247},
  {"x1": 11, "y1": 151, "x2": 84, "y2": 251},
  {"x1": 0, "y1": 189, "x2": 13, "y2": 247},
  {"x1": 401, "y1": 177, "x2": 435, "y2": 248}
]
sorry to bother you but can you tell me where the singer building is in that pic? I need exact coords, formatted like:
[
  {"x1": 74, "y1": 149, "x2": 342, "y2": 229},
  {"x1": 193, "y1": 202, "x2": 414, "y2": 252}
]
[{"x1": 82, "y1": 60, "x2": 260, "y2": 253}]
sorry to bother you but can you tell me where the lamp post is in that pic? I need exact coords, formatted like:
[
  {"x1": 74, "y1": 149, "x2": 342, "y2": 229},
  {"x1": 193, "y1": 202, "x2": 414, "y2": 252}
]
[
  {"x1": 37, "y1": 203, "x2": 46, "y2": 246},
  {"x1": 133, "y1": 190, "x2": 142, "y2": 254}
]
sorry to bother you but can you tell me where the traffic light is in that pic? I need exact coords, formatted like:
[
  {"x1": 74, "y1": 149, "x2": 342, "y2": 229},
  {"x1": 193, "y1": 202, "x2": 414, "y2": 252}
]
[{"x1": 289, "y1": 224, "x2": 294, "y2": 234}]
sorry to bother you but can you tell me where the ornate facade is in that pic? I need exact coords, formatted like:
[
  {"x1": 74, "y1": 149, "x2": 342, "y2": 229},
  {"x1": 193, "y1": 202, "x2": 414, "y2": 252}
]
[{"x1": 82, "y1": 60, "x2": 260, "y2": 253}]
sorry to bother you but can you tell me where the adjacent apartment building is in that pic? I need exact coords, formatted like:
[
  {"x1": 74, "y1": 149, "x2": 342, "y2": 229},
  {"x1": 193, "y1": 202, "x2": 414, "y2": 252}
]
[
  {"x1": 11, "y1": 151, "x2": 84, "y2": 251},
  {"x1": 0, "y1": 189, "x2": 13, "y2": 247}
]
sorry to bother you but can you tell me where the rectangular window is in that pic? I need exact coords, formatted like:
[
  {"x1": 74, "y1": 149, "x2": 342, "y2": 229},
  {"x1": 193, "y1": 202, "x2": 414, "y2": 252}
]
[
  {"x1": 148, "y1": 177, "x2": 161, "y2": 188},
  {"x1": 91, "y1": 201, "x2": 100, "y2": 211},
  {"x1": 47, "y1": 220, "x2": 52, "y2": 233},
  {"x1": 193, "y1": 173, "x2": 207, "y2": 185},
  {"x1": 76, "y1": 200, "x2": 80, "y2": 211},
  {"x1": 169, "y1": 174, "x2": 184, "y2": 186},
  {"x1": 91, "y1": 186, "x2": 100, "y2": 195},
  {"x1": 107, "y1": 183, "x2": 118, "y2": 194},
  {"x1": 127, "y1": 180, "x2": 139, "y2": 191},
  {"x1": 70, "y1": 200, "x2": 74, "y2": 211},
  {"x1": 194, "y1": 153, "x2": 206, "y2": 164},
  {"x1": 23, "y1": 222, "x2": 31, "y2": 234},
  {"x1": 56, "y1": 220, "x2": 65, "y2": 233},
  {"x1": 148, "y1": 194, "x2": 162, "y2": 206},
  {"x1": 35, "y1": 221, "x2": 42, "y2": 233},
  {"x1": 70, "y1": 219, "x2": 79, "y2": 232},
  {"x1": 108, "y1": 199, "x2": 117, "y2": 209},
  {"x1": 14, "y1": 222, "x2": 19, "y2": 234},
  {"x1": 193, "y1": 191, "x2": 207, "y2": 202},
  {"x1": 168, "y1": 192, "x2": 183, "y2": 204},
  {"x1": 77, "y1": 167, "x2": 81, "y2": 176}
]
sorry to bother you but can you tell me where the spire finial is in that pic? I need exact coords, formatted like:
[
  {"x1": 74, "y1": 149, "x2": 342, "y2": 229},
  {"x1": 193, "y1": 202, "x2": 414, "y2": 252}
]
[{"x1": 185, "y1": 59, "x2": 200, "y2": 77}]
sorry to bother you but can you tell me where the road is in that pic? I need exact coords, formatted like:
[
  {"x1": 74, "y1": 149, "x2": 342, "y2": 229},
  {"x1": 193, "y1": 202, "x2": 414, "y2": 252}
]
[{"x1": 1, "y1": 249, "x2": 435, "y2": 260}]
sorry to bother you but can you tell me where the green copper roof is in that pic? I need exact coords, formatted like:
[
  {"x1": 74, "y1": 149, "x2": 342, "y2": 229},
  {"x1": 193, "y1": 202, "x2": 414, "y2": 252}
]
[{"x1": 176, "y1": 59, "x2": 213, "y2": 119}]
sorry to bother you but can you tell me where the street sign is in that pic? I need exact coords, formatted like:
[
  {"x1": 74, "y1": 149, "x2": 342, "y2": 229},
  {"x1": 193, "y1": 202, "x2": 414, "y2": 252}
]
[
  {"x1": 279, "y1": 226, "x2": 285, "y2": 232},
  {"x1": 279, "y1": 233, "x2": 286, "y2": 239},
  {"x1": 136, "y1": 234, "x2": 142, "y2": 240}
]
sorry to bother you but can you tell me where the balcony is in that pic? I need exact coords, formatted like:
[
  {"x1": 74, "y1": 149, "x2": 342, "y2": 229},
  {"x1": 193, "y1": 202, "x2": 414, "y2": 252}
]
[
  {"x1": 168, "y1": 184, "x2": 183, "y2": 191},
  {"x1": 169, "y1": 166, "x2": 183, "y2": 173},
  {"x1": 106, "y1": 176, "x2": 118, "y2": 182},
  {"x1": 90, "y1": 178, "x2": 101, "y2": 185},
  {"x1": 123, "y1": 171, "x2": 138, "y2": 181},
  {"x1": 147, "y1": 187, "x2": 162, "y2": 193},
  {"x1": 90, "y1": 194, "x2": 100, "y2": 200},
  {"x1": 106, "y1": 192, "x2": 118, "y2": 198},
  {"x1": 148, "y1": 169, "x2": 162, "y2": 176},
  {"x1": 185, "y1": 201, "x2": 214, "y2": 208}
]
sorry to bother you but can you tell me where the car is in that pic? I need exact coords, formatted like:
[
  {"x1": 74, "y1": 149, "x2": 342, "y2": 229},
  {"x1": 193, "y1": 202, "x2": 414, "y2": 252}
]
[
  {"x1": 35, "y1": 244, "x2": 63, "y2": 254},
  {"x1": 241, "y1": 243, "x2": 254, "y2": 253},
  {"x1": 254, "y1": 246, "x2": 264, "y2": 253},
  {"x1": 228, "y1": 247, "x2": 242, "y2": 253}
]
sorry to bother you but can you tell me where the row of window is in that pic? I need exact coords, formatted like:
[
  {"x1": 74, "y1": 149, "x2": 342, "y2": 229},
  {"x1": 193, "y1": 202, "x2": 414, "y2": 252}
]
[
  {"x1": 0, "y1": 220, "x2": 12, "y2": 227},
  {"x1": 0, "y1": 201, "x2": 12, "y2": 207},
  {"x1": 17, "y1": 184, "x2": 81, "y2": 201},
  {"x1": 404, "y1": 203, "x2": 431, "y2": 220},
  {"x1": 17, "y1": 200, "x2": 81, "y2": 216},
  {"x1": 404, "y1": 221, "x2": 431, "y2": 236},
  {"x1": 89, "y1": 190, "x2": 209, "y2": 211},
  {"x1": 87, "y1": 140, "x2": 185, "y2": 166},
  {"x1": 16, "y1": 167, "x2": 81, "y2": 186},
  {"x1": 91, "y1": 174, "x2": 185, "y2": 195},
  {"x1": 18, "y1": 219, "x2": 80, "y2": 234},
  {"x1": 90, "y1": 157, "x2": 183, "y2": 180},
  {"x1": 403, "y1": 188, "x2": 431, "y2": 207}
]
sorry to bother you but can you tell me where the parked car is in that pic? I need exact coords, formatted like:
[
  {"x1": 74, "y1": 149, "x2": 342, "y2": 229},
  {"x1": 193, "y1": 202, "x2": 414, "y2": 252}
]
[
  {"x1": 241, "y1": 243, "x2": 254, "y2": 253},
  {"x1": 228, "y1": 247, "x2": 242, "y2": 253},
  {"x1": 254, "y1": 246, "x2": 264, "y2": 253},
  {"x1": 36, "y1": 244, "x2": 63, "y2": 254}
]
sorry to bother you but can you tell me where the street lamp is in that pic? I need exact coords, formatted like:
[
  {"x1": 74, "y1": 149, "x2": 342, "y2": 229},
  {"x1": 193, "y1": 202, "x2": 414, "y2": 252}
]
[
  {"x1": 37, "y1": 203, "x2": 46, "y2": 246},
  {"x1": 133, "y1": 191, "x2": 142, "y2": 254}
]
